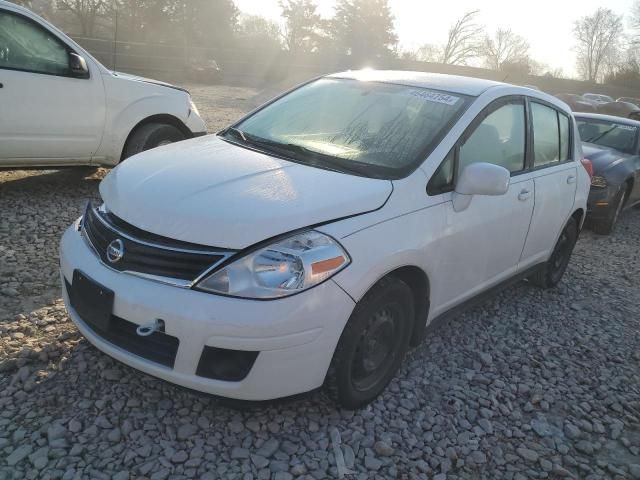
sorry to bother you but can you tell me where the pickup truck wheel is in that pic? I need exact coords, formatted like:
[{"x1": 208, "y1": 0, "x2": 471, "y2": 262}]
[
  {"x1": 122, "y1": 123, "x2": 185, "y2": 160},
  {"x1": 326, "y1": 277, "x2": 414, "y2": 409},
  {"x1": 529, "y1": 217, "x2": 578, "y2": 289}
]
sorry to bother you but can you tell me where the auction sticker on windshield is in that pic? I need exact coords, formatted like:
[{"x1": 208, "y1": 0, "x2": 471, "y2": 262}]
[{"x1": 409, "y1": 90, "x2": 460, "y2": 105}]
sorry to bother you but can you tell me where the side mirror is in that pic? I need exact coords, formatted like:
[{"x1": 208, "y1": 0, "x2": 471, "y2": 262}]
[
  {"x1": 69, "y1": 52, "x2": 89, "y2": 78},
  {"x1": 452, "y1": 162, "x2": 510, "y2": 212}
]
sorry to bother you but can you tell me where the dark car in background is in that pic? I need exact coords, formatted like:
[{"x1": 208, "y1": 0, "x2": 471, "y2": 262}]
[
  {"x1": 583, "y1": 93, "x2": 615, "y2": 104},
  {"x1": 575, "y1": 113, "x2": 640, "y2": 234},
  {"x1": 555, "y1": 93, "x2": 598, "y2": 113},
  {"x1": 617, "y1": 97, "x2": 640, "y2": 107}
]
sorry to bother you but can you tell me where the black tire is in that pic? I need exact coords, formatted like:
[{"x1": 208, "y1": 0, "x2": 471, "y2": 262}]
[
  {"x1": 591, "y1": 186, "x2": 628, "y2": 235},
  {"x1": 326, "y1": 277, "x2": 414, "y2": 409},
  {"x1": 122, "y1": 123, "x2": 186, "y2": 160},
  {"x1": 529, "y1": 217, "x2": 578, "y2": 289}
]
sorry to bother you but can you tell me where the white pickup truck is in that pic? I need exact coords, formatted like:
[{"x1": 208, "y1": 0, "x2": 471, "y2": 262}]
[{"x1": 0, "y1": 1, "x2": 207, "y2": 168}]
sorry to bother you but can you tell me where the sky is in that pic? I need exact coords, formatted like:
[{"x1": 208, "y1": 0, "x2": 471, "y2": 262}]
[{"x1": 234, "y1": 0, "x2": 636, "y2": 78}]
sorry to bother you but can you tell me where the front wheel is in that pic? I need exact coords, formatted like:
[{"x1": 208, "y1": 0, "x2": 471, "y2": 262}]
[
  {"x1": 529, "y1": 217, "x2": 578, "y2": 289},
  {"x1": 326, "y1": 277, "x2": 414, "y2": 409},
  {"x1": 122, "y1": 123, "x2": 186, "y2": 160}
]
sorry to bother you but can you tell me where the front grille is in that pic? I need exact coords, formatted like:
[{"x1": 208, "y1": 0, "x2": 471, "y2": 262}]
[
  {"x1": 65, "y1": 278, "x2": 179, "y2": 367},
  {"x1": 81, "y1": 203, "x2": 232, "y2": 282}
]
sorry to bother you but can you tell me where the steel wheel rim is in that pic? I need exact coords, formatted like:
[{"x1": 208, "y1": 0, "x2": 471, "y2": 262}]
[
  {"x1": 550, "y1": 229, "x2": 572, "y2": 282},
  {"x1": 351, "y1": 304, "x2": 402, "y2": 392}
]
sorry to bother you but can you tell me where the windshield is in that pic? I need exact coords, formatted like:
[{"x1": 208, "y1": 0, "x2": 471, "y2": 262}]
[
  {"x1": 223, "y1": 78, "x2": 471, "y2": 179},
  {"x1": 577, "y1": 118, "x2": 638, "y2": 155}
]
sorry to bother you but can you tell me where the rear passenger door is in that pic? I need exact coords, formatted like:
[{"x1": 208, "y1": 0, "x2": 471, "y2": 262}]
[{"x1": 520, "y1": 101, "x2": 577, "y2": 267}]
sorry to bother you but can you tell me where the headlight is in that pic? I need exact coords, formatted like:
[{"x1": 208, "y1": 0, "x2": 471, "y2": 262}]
[
  {"x1": 195, "y1": 231, "x2": 350, "y2": 299},
  {"x1": 591, "y1": 175, "x2": 607, "y2": 188},
  {"x1": 189, "y1": 98, "x2": 200, "y2": 117}
]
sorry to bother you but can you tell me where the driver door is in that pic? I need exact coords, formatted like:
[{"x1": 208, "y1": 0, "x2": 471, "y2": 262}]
[
  {"x1": 0, "y1": 8, "x2": 105, "y2": 164},
  {"x1": 427, "y1": 97, "x2": 535, "y2": 315}
]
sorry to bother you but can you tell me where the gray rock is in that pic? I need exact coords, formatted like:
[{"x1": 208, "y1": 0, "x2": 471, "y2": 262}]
[
  {"x1": 364, "y1": 456, "x2": 383, "y2": 471},
  {"x1": 47, "y1": 424, "x2": 66, "y2": 443},
  {"x1": 171, "y1": 450, "x2": 188, "y2": 463},
  {"x1": 176, "y1": 423, "x2": 197, "y2": 440},
  {"x1": 231, "y1": 447, "x2": 250, "y2": 459},
  {"x1": 257, "y1": 438, "x2": 279, "y2": 458},
  {"x1": 517, "y1": 447, "x2": 539, "y2": 462},
  {"x1": 564, "y1": 423, "x2": 581, "y2": 439},
  {"x1": 374, "y1": 440, "x2": 394, "y2": 457},
  {"x1": 250, "y1": 454, "x2": 269, "y2": 469},
  {"x1": 7, "y1": 445, "x2": 32, "y2": 466}
]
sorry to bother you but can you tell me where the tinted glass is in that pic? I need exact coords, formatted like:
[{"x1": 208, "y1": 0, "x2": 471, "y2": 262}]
[
  {"x1": 0, "y1": 11, "x2": 69, "y2": 75},
  {"x1": 459, "y1": 102, "x2": 526, "y2": 174},
  {"x1": 559, "y1": 113, "x2": 571, "y2": 161},
  {"x1": 532, "y1": 102, "x2": 560, "y2": 166},
  {"x1": 576, "y1": 118, "x2": 638, "y2": 155},
  {"x1": 427, "y1": 149, "x2": 455, "y2": 194},
  {"x1": 232, "y1": 78, "x2": 470, "y2": 179}
]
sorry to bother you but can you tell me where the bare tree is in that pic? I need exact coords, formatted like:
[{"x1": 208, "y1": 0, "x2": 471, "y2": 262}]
[
  {"x1": 631, "y1": 0, "x2": 640, "y2": 33},
  {"x1": 441, "y1": 10, "x2": 483, "y2": 65},
  {"x1": 482, "y1": 28, "x2": 530, "y2": 70},
  {"x1": 574, "y1": 8, "x2": 623, "y2": 82},
  {"x1": 56, "y1": 0, "x2": 110, "y2": 37}
]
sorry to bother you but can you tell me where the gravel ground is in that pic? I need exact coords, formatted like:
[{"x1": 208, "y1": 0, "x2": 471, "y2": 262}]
[{"x1": 2, "y1": 84, "x2": 640, "y2": 480}]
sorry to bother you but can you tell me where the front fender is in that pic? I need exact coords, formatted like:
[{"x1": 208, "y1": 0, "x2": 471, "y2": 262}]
[{"x1": 95, "y1": 91, "x2": 191, "y2": 165}]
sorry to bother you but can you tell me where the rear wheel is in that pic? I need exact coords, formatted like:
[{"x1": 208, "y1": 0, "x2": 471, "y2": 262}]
[
  {"x1": 529, "y1": 217, "x2": 578, "y2": 289},
  {"x1": 122, "y1": 123, "x2": 186, "y2": 160},
  {"x1": 326, "y1": 277, "x2": 414, "y2": 409},
  {"x1": 591, "y1": 186, "x2": 627, "y2": 235}
]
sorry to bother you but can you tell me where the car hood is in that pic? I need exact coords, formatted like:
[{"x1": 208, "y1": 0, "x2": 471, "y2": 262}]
[
  {"x1": 99, "y1": 136, "x2": 393, "y2": 249},
  {"x1": 111, "y1": 71, "x2": 189, "y2": 94},
  {"x1": 582, "y1": 142, "x2": 630, "y2": 173}
]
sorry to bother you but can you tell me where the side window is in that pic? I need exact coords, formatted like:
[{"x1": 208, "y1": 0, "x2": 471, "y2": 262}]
[
  {"x1": 426, "y1": 149, "x2": 455, "y2": 194},
  {"x1": 532, "y1": 102, "x2": 560, "y2": 167},
  {"x1": 559, "y1": 113, "x2": 571, "y2": 161},
  {"x1": 459, "y1": 102, "x2": 526, "y2": 174},
  {"x1": 0, "y1": 10, "x2": 69, "y2": 76}
]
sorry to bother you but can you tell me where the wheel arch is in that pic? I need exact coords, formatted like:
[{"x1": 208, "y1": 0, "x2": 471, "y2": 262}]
[
  {"x1": 120, "y1": 114, "x2": 193, "y2": 162},
  {"x1": 623, "y1": 176, "x2": 634, "y2": 205},
  {"x1": 571, "y1": 207, "x2": 585, "y2": 230},
  {"x1": 379, "y1": 266, "x2": 431, "y2": 347}
]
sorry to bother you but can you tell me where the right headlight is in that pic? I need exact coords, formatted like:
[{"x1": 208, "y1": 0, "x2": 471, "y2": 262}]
[
  {"x1": 591, "y1": 175, "x2": 608, "y2": 188},
  {"x1": 195, "y1": 230, "x2": 350, "y2": 299}
]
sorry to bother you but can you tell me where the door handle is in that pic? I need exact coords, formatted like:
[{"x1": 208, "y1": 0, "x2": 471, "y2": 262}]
[
  {"x1": 518, "y1": 189, "x2": 531, "y2": 201},
  {"x1": 567, "y1": 175, "x2": 576, "y2": 184}
]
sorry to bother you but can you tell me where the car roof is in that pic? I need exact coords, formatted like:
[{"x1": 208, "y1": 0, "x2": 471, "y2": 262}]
[
  {"x1": 0, "y1": 0, "x2": 26, "y2": 11},
  {"x1": 327, "y1": 70, "x2": 507, "y2": 96},
  {"x1": 573, "y1": 112, "x2": 640, "y2": 127}
]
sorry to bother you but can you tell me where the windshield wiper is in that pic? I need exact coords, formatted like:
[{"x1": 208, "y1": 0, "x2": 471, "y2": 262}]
[
  {"x1": 248, "y1": 139, "x2": 372, "y2": 176},
  {"x1": 224, "y1": 127, "x2": 247, "y2": 143},
  {"x1": 587, "y1": 125, "x2": 618, "y2": 143}
]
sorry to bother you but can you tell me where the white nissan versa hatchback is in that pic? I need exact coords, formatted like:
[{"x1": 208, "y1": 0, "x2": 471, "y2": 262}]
[
  {"x1": 0, "y1": 1, "x2": 206, "y2": 167},
  {"x1": 60, "y1": 71, "x2": 591, "y2": 408}
]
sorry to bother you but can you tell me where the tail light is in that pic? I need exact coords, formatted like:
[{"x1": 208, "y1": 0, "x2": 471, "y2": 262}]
[{"x1": 581, "y1": 158, "x2": 593, "y2": 178}]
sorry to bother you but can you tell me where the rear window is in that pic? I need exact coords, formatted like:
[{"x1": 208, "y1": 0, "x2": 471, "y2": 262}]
[
  {"x1": 532, "y1": 102, "x2": 560, "y2": 166},
  {"x1": 576, "y1": 118, "x2": 638, "y2": 155}
]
